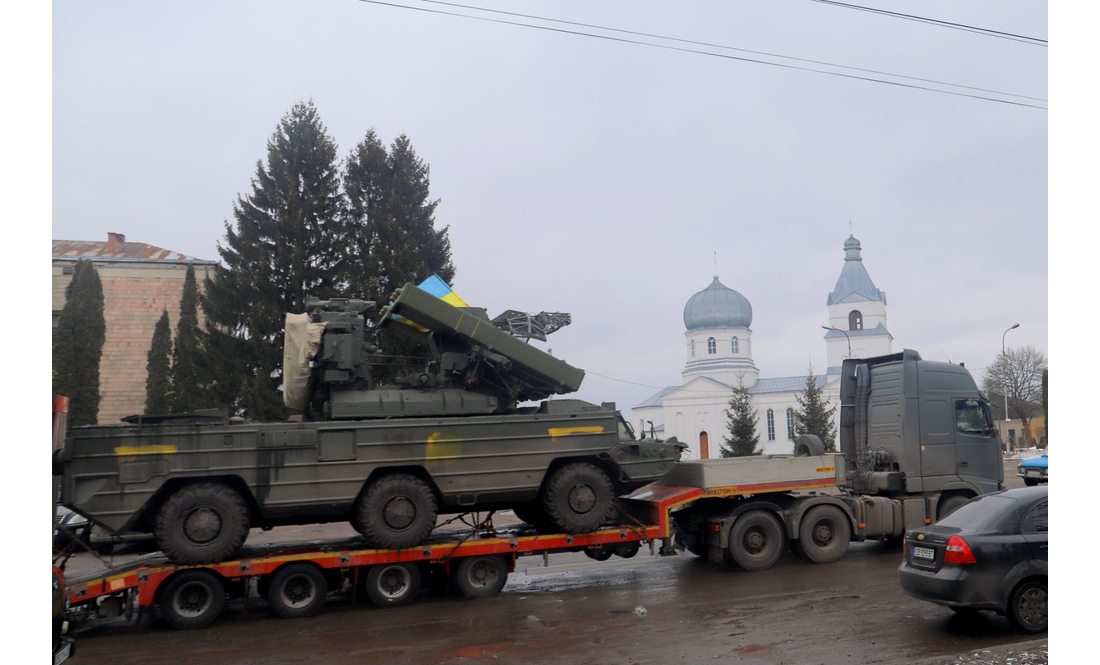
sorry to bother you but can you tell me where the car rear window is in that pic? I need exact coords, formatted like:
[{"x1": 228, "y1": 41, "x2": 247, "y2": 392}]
[{"x1": 936, "y1": 495, "x2": 1016, "y2": 529}]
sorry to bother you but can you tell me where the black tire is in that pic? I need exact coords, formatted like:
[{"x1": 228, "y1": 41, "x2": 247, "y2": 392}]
[
  {"x1": 793, "y1": 434, "x2": 825, "y2": 457},
  {"x1": 154, "y1": 482, "x2": 251, "y2": 565},
  {"x1": 454, "y1": 555, "x2": 509, "y2": 599},
  {"x1": 511, "y1": 502, "x2": 546, "y2": 527},
  {"x1": 1008, "y1": 580, "x2": 1047, "y2": 633},
  {"x1": 160, "y1": 570, "x2": 225, "y2": 630},
  {"x1": 584, "y1": 547, "x2": 613, "y2": 561},
  {"x1": 797, "y1": 505, "x2": 851, "y2": 564},
  {"x1": 354, "y1": 474, "x2": 438, "y2": 550},
  {"x1": 950, "y1": 606, "x2": 982, "y2": 617},
  {"x1": 937, "y1": 495, "x2": 971, "y2": 522},
  {"x1": 728, "y1": 511, "x2": 786, "y2": 571},
  {"x1": 365, "y1": 563, "x2": 422, "y2": 608},
  {"x1": 267, "y1": 563, "x2": 327, "y2": 619},
  {"x1": 615, "y1": 541, "x2": 641, "y2": 559},
  {"x1": 541, "y1": 463, "x2": 615, "y2": 534},
  {"x1": 1023, "y1": 478, "x2": 1039, "y2": 487}
]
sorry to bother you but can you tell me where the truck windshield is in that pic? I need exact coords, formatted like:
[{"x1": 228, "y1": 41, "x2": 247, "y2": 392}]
[
  {"x1": 955, "y1": 400, "x2": 994, "y2": 436},
  {"x1": 618, "y1": 419, "x2": 636, "y2": 441}
]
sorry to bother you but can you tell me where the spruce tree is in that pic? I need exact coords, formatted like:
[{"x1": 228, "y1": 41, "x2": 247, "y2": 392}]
[
  {"x1": 170, "y1": 265, "x2": 204, "y2": 413},
  {"x1": 792, "y1": 365, "x2": 838, "y2": 451},
  {"x1": 52, "y1": 260, "x2": 106, "y2": 427},
  {"x1": 202, "y1": 100, "x2": 345, "y2": 420},
  {"x1": 721, "y1": 378, "x2": 760, "y2": 457},
  {"x1": 145, "y1": 310, "x2": 173, "y2": 414}
]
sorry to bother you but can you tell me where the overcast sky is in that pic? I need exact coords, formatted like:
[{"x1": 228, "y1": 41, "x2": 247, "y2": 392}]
[{"x1": 51, "y1": 0, "x2": 1048, "y2": 420}]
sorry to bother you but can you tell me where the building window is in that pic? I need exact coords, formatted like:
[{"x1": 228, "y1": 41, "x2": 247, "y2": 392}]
[
  {"x1": 699, "y1": 431, "x2": 710, "y2": 459},
  {"x1": 731, "y1": 336, "x2": 739, "y2": 353},
  {"x1": 691, "y1": 340, "x2": 695, "y2": 357},
  {"x1": 62, "y1": 265, "x2": 75, "y2": 276},
  {"x1": 707, "y1": 337, "x2": 716, "y2": 354},
  {"x1": 849, "y1": 310, "x2": 863, "y2": 331},
  {"x1": 766, "y1": 409, "x2": 775, "y2": 441},
  {"x1": 53, "y1": 312, "x2": 61, "y2": 328},
  {"x1": 787, "y1": 408, "x2": 795, "y2": 440}
]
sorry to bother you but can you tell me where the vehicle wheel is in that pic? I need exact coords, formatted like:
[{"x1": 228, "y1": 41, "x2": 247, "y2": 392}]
[
  {"x1": 354, "y1": 474, "x2": 438, "y2": 550},
  {"x1": 797, "y1": 505, "x2": 851, "y2": 564},
  {"x1": 267, "y1": 563, "x2": 327, "y2": 619},
  {"x1": 154, "y1": 482, "x2": 251, "y2": 565},
  {"x1": 1008, "y1": 580, "x2": 1047, "y2": 633},
  {"x1": 454, "y1": 555, "x2": 509, "y2": 599},
  {"x1": 541, "y1": 463, "x2": 615, "y2": 534},
  {"x1": 950, "y1": 606, "x2": 982, "y2": 617},
  {"x1": 615, "y1": 541, "x2": 641, "y2": 559},
  {"x1": 584, "y1": 547, "x2": 613, "y2": 561},
  {"x1": 511, "y1": 502, "x2": 546, "y2": 527},
  {"x1": 937, "y1": 495, "x2": 970, "y2": 522},
  {"x1": 728, "y1": 511, "x2": 786, "y2": 571},
  {"x1": 160, "y1": 570, "x2": 225, "y2": 630},
  {"x1": 365, "y1": 563, "x2": 421, "y2": 608},
  {"x1": 1023, "y1": 478, "x2": 1039, "y2": 487},
  {"x1": 793, "y1": 435, "x2": 825, "y2": 457}
]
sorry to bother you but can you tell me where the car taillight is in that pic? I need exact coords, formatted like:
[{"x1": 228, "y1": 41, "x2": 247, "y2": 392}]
[
  {"x1": 943, "y1": 535, "x2": 977, "y2": 564},
  {"x1": 901, "y1": 531, "x2": 907, "y2": 560}
]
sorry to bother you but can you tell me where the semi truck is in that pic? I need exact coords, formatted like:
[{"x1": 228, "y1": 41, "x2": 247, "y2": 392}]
[{"x1": 56, "y1": 348, "x2": 1004, "y2": 631}]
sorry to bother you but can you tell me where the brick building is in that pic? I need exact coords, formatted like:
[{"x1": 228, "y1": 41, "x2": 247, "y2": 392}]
[{"x1": 52, "y1": 233, "x2": 217, "y2": 424}]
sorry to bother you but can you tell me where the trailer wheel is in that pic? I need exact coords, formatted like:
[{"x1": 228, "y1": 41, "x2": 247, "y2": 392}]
[
  {"x1": 160, "y1": 570, "x2": 225, "y2": 630},
  {"x1": 937, "y1": 495, "x2": 970, "y2": 522},
  {"x1": 542, "y1": 463, "x2": 615, "y2": 534},
  {"x1": 454, "y1": 555, "x2": 509, "y2": 599},
  {"x1": 355, "y1": 474, "x2": 438, "y2": 549},
  {"x1": 797, "y1": 505, "x2": 850, "y2": 564},
  {"x1": 365, "y1": 563, "x2": 421, "y2": 608},
  {"x1": 615, "y1": 541, "x2": 641, "y2": 559},
  {"x1": 267, "y1": 563, "x2": 327, "y2": 619},
  {"x1": 155, "y1": 482, "x2": 251, "y2": 565},
  {"x1": 728, "y1": 511, "x2": 786, "y2": 571},
  {"x1": 584, "y1": 547, "x2": 613, "y2": 561}
]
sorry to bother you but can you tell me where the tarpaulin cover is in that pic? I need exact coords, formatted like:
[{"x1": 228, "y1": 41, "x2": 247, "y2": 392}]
[{"x1": 283, "y1": 313, "x2": 326, "y2": 410}]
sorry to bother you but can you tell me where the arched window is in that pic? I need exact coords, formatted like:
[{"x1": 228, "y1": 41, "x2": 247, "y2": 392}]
[
  {"x1": 849, "y1": 310, "x2": 863, "y2": 331},
  {"x1": 731, "y1": 336, "x2": 739, "y2": 353},
  {"x1": 691, "y1": 340, "x2": 695, "y2": 357},
  {"x1": 786, "y1": 408, "x2": 795, "y2": 440},
  {"x1": 699, "y1": 431, "x2": 710, "y2": 459},
  {"x1": 766, "y1": 409, "x2": 775, "y2": 441},
  {"x1": 707, "y1": 337, "x2": 716, "y2": 354}
]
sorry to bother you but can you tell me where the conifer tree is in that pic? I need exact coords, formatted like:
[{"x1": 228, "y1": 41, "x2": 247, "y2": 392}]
[
  {"x1": 53, "y1": 259, "x2": 106, "y2": 427},
  {"x1": 202, "y1": 100, "x2": 345, "y2": 420},
  {"x1": 170, "y1": 265, "x2": 204, "y2": 413},
  {"x1": 792, "y1": 365, "x2": 838, "y2": 451},
  {"x1": 145, "y1": 310, "x2": 173, "y2": 414},
  {"x1": 721, "y1": 378, "x2": 760, "y2": 457}
]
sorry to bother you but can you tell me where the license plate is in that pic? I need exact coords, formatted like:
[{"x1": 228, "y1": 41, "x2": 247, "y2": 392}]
[
  {"x1": 1027, "y1": 470, "x2": 1040, "y2": 477},
  {"x1": 913, "y1": 546, "x2": 935, "y2": 560},
  {"x1": 54, "y1": 641, "x2": 72, "y2": 665}
]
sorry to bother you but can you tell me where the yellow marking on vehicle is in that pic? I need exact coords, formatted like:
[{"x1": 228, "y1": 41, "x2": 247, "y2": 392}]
[
  {"x1": 114, "y1": 445, "x2": 177, "y2": 456},
  {"x1": 815, "y1": 466, "x2": 836, "y2": 473},
  {"x1": 425, "y1": 431, "x2": 463, "y2": 472},
  {"x1": 548, "y1": 426, "x2": 604, "y2": 440}
]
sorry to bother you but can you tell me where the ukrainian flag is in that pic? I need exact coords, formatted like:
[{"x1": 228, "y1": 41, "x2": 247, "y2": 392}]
[{"x1": 416, "y1": 274, "x2": 469, "y2": 308}]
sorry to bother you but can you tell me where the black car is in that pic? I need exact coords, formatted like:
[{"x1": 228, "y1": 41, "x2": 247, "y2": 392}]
[{"x1": 898, "y1": 486, "x2": 1047, "y2": 633}]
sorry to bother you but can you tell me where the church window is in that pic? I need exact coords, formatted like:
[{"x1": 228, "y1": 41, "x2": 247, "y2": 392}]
[
  {"x1": 766, "y1": 409, "x2": 775, "y2": 441},
  {"x1": 707, "y1": 337, "x2": 716, "y2": 354},
  {"x1": 731, "y1": 336, "x2": 739, "y2": 353},
  {"x1": 849, "y1": 310, "x2": 863, "y2": 331},
  {"x1": 786, "y1": 408, "x2": 795, "y2": 440},
  {"x1": 699, "y1": 431, "x2": 710, "y2": 459},
  {"x1": 691, "y1": 340, "x2": 695, "y2": 357}
]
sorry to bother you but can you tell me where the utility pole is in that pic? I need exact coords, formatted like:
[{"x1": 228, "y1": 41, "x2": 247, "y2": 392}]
[{"x1": 1002, "y1": 323, "x2": 1020, "y2": 451}]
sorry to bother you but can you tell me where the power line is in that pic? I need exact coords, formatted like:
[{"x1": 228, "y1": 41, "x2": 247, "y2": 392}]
[
  {"x1": 810, "y1": 0, "x2": 1047, "y2": 46},
  {"x1": 357, "y1": 1, "x2": 1045, "y2": 110}
]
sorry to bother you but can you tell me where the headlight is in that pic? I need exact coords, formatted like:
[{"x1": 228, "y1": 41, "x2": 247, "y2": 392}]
[{"x1": 1016, "y1": 465, "x2": 1023, "y2": 473}]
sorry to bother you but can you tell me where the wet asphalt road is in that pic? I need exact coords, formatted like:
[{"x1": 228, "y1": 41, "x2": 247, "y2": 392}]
[{"x1": 65, "y1": 459, "x2": 1045, "y2": 665}]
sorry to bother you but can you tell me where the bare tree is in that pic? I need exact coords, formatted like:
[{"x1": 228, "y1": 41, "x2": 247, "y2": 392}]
[{"x1": 982, "y1": 345, "x2": 1047, "y2": 443}]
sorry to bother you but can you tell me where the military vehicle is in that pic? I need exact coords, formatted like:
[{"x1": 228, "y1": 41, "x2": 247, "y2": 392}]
[{"x1": 55, "y1": 282, "x2": 684, "y2": 564}]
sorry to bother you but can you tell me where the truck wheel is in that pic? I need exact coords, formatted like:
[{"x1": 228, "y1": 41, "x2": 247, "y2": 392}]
[
  {"x1": 728, "y1": 511, "x2": 786, "y2": 571},
  {"x1": 584, "y1": 547, "x2": 613, "y2": 561},
  {"x1": 355, "y1": 474, "x2": 438, "y2": 549},
  {"x1": 1008, "y1": 580, "x2": 1047, "y2": 633},
  {"x1": 267, "y1": 563, "x2": 327, "y2": 619},
  {"x1": 937, "y1": 495, "x2": 970, "y2": 522},
  {"x1": 365, "y1": 563, "x2": 421, "y2": 608},
  {"x1": 797, "y1": 505, "x2": 850, "y2": 564},
  {"x1": 511, "y1": 502, "x2": 547, "y2": 527},
  {"x1": 793, "y1": 435, "x2": 825, "y2": 457},
  {"x1": 542, "y1": 463, "x2": 615, "y2": 534},
  {"x1": 155, "y1": 482, "x2": 251, "y2": 565},
  {"x1": 160, "y1": 570, "x2": 225, "y2": 630},
  {"x1": 615, "y1": 541, "x2": 641, "y2": 559},
  {"x1": 454, "y1": 555, "x2": 509, "y2": 599}
]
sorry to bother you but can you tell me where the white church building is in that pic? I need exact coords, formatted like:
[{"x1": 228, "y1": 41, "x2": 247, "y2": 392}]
[{"x1": 634, "y1": 235, "x2": 894, "y2": 459}]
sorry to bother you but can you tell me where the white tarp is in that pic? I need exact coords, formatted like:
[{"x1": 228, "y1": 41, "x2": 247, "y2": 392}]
[{"x1": 283, "y1": 313, "x2": 326, "y2": 411}]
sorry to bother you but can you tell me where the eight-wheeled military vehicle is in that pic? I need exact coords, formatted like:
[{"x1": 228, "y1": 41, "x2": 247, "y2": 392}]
[{"x1": 55, "y1": 282, "x2": 684, "y2": 564}]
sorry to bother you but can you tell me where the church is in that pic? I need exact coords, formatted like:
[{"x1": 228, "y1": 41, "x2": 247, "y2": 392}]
[{"x1": 633, "y1": 235, "x2": 894, "y2": 459}]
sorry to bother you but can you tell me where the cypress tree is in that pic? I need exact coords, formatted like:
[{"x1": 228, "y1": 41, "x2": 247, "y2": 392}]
[
  {"x1": 792, "y1": 365, "x2": 838, "y2": 451},
  {"x1": 52, "y1": 260, "x2": 106, "y2": 427},
  {"x1": 170, "y1": 265, "x2": 204, "y2": 413},
  {"x1": 202, "y1": 100, "x2": 345, "y2": 421},
  {"x1": 145, "y1": 310, "x2": 173, "y2": 414},
  {"x1": 721, "y1": 378, "x2": 760, "y2": 457}
]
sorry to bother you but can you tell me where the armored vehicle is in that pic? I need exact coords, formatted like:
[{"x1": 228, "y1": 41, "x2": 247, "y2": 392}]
[{"x1": 55, "y1": 282, "x2": 684, "y2": 564}]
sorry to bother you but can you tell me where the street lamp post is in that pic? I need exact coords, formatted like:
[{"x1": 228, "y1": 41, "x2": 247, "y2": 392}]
[
  {"x1": 1001, "y1": 323, "x2": 1020, "y2": 450},
  {"x1": 822, "y1": 326, "x2": 851, "y2": 359}
]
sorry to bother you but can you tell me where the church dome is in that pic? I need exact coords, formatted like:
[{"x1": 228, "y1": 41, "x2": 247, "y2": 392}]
[{"x1": 683, "y1": 277, "x2": 752, "y2": 330}]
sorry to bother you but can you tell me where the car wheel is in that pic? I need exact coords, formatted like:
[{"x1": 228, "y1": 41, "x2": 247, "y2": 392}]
[
  {"x1": 937, "y1": 495, "x2": 970, "y2": 522},
  {"x1": 354, "y1": 474, "x2": 438, "y2": 550},
  {"x1": 453, "y1": 555, "x2": 509, "y2": 599},
  {"x1": 1008, "y1": 580, "x2": 1047, "y2": 633},
  {"x1": 160, "y1": 570, "x2": 225, "y2": 630},
  {"x1": 155, "y1": 483, "x2": 251, "y2": 565},
  {"x1": 1023, "y1": 478, "x2": 1039, "y2": 486},
  {"x1": 365, "y1": 563, "x2": 421, "y2": 608},
  {"x1": 797, "y1": 505, "x2": 851, "y2": 564},
  {"x1": 267, "y1": 563, "x2": 328, "y2": 619},
  {"x1": 542, "y1": 463, "x2": 615, "y2": 534},
  {"x1": 728, "y1": 510, "x2": 786, "y2": 571}
]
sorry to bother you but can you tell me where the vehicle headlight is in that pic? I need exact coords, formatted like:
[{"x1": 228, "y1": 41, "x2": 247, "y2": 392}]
[{"x1": 1016, "y1": 465, "x2": 1023, "y2": 473}]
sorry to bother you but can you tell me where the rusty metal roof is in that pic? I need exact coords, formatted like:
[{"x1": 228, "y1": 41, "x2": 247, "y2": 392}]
[{"x1": 52, "y1": 239, "x2": 213, "y2": 263}]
